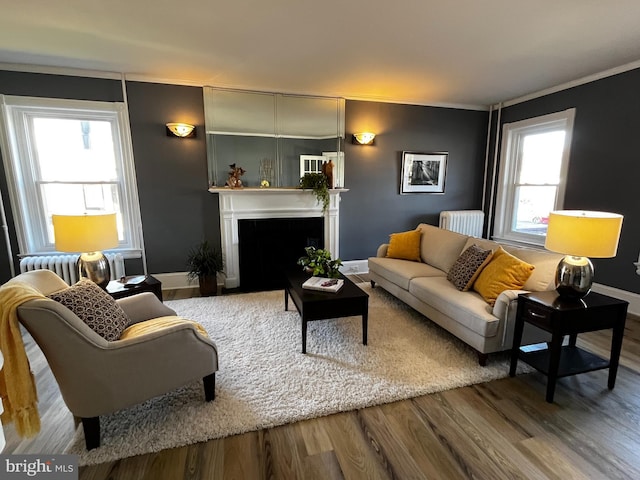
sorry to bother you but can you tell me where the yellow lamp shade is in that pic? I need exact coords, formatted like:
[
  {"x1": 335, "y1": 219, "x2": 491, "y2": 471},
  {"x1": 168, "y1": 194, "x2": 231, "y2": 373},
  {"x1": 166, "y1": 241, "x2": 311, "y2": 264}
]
[
  {"x1": 52, "y1": 213, "x2": 119, "y2": 253},
  {"x1": 544, "y1": 210, "x2": 623, "y2": 258}
]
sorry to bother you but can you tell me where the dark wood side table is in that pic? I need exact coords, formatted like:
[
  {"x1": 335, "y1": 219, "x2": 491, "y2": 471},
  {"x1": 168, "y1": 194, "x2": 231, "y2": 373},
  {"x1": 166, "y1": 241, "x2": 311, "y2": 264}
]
[
  {"x1": 509, "y1": 290, "x2": 628, "y2": 403},
  {"x1": 106, "y1": 275, "x2": 163, "y2": 302},
  {"x1": 284, "y1": 270, "x2": 369, "y2": 354}
]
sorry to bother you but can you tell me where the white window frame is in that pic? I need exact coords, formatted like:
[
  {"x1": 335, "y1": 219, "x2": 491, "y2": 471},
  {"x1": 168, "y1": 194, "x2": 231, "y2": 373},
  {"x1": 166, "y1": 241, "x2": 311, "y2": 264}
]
[
  {"x1": 0, "y1": 95, "x2": 143, "y2": 258},
  {"x1": 493, "y1": 108, "x2": 576, "y2": 246}
]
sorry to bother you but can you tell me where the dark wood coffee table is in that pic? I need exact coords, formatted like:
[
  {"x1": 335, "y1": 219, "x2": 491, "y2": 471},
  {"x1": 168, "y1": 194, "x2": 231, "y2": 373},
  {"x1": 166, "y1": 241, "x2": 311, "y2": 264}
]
[{"x1": 284, "y1": 270, "x2": 369, "y2": 353}]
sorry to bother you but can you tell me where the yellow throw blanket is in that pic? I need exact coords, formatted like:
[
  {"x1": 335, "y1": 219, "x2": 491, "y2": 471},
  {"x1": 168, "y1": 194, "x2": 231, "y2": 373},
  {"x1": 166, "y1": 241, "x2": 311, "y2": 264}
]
[
  {"x1": 0, "y1": 282, "x2": 46, "y2": 438},
  {"x1": 120, "y1": 316, "x2": 209, "y2": 340}
]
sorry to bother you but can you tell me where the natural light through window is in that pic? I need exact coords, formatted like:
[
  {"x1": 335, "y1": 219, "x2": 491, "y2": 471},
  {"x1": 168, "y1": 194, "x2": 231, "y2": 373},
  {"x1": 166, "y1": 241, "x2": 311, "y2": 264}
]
[
  {"x1": 493, "y1": 109, "x2": 575, "y2": 246},
  {"x1": 0, "y1": 96, "x2": 141, "y2": 256},
  {"x1": 513, "y1": 131, "x2": 565, "y2": 236}
]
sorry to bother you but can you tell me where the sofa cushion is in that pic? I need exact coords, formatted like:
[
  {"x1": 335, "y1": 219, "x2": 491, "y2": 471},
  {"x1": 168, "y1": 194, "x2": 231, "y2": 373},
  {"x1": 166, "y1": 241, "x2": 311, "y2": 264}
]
[
  {"x1": 473, "y1": 247, "x2": 535, "y2": 306},
  {"x1": 386, "y1": 229, "x2": 422, "y2": 262},
  {"x1": 48, "y1": 279, "x2": 130, "y2": 341},
  {"x1": 502, "y1": 246, "x2": 564, "y2": 291},
  {"x1": 409, "y1": 276, "x2": 499, "y2": 338},
  {"x1": 417, "y1": 223, "x2": 470, "y2": 272},
  {"x1": 368, "y1": 256, "x2": 445, "y2": 290},
  {"x1": 447, "y1": 244, "x2": 494, "y2": 291}
]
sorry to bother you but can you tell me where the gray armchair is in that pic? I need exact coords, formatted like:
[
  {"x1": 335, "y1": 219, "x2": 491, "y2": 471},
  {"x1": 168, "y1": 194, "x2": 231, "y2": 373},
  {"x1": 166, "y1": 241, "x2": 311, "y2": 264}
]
[{"x1": 6, "y1": 270, "x2": 218, "y2": 450}]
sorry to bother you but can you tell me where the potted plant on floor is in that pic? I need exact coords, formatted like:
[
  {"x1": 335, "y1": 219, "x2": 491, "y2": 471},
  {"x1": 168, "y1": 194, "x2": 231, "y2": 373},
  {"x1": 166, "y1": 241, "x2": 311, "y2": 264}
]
[
  {"x1": 299, "y1": 173, "x2": 330, "y2": 213},
  {"x1": 297, "y1": 246, "x2": 342, "y2": 278},
  {"x1": 187, "y1": 240, "x2": 224, "y2": 296}
]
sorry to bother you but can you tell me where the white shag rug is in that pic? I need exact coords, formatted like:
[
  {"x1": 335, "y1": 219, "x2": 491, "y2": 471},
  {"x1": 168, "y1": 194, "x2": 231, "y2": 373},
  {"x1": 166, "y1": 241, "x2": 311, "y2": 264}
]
[{"x1": 67, "y1": 283, "x2": 528, "y2": 465}]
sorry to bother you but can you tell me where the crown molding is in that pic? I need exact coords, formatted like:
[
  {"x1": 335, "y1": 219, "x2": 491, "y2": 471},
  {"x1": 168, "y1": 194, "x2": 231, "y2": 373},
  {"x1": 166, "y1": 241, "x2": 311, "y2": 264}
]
[{"x1": 496, "y1": 58, "x2": 640, "y2": 109}]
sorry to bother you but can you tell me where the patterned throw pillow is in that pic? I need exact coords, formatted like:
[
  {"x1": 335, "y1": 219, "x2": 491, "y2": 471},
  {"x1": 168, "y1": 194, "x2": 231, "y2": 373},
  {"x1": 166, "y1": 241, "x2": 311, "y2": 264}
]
[
  {"x1": 386, "y1": 229, "x2": 422, "y2": 262},
  {"x1": 447, "y1": 244, "x2": 494, "y2": 291},
  {"x1": 48, "y1": 279, "x2": 130, "y2": 341}
]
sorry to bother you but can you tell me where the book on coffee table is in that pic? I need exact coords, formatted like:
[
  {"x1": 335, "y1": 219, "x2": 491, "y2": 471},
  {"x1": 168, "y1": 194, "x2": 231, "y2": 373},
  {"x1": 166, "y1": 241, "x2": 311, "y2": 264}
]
[{"x1": 302, "y1": 276, "x2": 344, "y2": 293}]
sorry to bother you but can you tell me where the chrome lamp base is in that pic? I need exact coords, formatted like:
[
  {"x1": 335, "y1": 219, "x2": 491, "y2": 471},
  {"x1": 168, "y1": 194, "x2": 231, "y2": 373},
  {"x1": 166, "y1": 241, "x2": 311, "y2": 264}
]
[
  {"x1": 77, "y1": 251, "x2": 111, "y2": 289},
  {"x1": 555, "y1": 255, "x2": 593, "y2": 300}
]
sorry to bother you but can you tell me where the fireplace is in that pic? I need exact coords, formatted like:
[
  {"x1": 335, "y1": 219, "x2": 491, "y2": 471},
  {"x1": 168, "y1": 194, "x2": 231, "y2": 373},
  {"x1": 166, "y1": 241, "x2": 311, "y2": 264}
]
[
  {"x1": 238, "y1": 217, "x2": 323, "y2": 291},
  {"x1": 210, "y1": 187, "x2": 346, "y2": 289}
]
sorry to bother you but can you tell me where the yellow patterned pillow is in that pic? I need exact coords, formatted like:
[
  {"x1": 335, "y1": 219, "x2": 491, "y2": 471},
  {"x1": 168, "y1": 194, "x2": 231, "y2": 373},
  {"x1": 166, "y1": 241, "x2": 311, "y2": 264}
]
[
  {"x1": 473, "y1": 247, "x2": 535, "y2": 305},
  {"x1": 386, "y1": 229, "x2": 422, "y2": 262}
]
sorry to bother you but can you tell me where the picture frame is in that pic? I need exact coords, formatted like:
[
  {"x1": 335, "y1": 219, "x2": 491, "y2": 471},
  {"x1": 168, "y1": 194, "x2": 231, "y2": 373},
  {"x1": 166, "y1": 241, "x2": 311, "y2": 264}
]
[{"x1": 400, "y1": 151, "x2": 448, "y2": 194}]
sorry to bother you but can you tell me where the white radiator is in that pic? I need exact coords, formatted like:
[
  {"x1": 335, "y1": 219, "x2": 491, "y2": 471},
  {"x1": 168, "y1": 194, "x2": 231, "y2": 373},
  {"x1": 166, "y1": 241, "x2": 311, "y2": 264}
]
[
  {"x1": 439, "y1": 210, "x2": 484, "y2": 237},
  {"x1": 19, "y1": 253, "x2": 125, "y2": 285}
]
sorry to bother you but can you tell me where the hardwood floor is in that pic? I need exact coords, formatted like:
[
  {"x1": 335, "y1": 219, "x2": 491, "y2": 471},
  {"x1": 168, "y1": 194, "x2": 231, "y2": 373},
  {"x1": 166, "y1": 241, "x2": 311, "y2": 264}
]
[{"x1": 4, "y1": 281, "x2": 640, "y2": 479}]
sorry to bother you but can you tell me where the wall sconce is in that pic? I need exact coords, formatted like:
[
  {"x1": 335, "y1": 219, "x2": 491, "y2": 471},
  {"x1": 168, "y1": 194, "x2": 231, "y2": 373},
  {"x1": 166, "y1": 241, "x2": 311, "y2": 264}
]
[
  {"x1": 166, "y1": 122, "x2": 196, "y2": 138},
  {"x1": 352, "y1": 132, "x2": 376, "y2": 145}
]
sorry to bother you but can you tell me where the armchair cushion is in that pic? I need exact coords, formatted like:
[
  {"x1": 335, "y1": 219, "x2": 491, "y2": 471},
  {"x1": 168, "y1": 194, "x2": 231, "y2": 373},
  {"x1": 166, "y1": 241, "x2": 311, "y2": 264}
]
[
  {"x1": 48, "y1": 279, "x2": 129, "y2": 341},
  {"x1": 119, "y1": 316, "x2": 209, "y2": 340}
]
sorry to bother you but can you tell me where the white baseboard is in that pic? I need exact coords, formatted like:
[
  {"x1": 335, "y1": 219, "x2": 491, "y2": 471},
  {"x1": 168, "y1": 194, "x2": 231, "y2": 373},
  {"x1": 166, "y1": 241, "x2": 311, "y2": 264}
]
[
  {"x1": 340, "y1": 260, "x2": 369, "y2": 275},
  {"x1": 592, "y1": 283, "x2": 640, "y2": 317},
  {"x1": 152, "y1": 272, "x2": 195, "y2": 290},
  {"x1": 155, "y1": 264, "x2": 371, "y2": 290},
  {"x1": 155, "y1": 268, "x2": 639, "y2": 316}
]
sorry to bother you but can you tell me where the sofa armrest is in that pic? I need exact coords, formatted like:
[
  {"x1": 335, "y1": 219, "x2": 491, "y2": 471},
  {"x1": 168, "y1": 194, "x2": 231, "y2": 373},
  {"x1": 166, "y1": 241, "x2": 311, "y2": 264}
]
[
  {"x1": 376, "y1": 244, "x2": 389, "y2": 257},
  {"x1": 492, "y1": 289, "x2": 528, "y2": 320},
  {"x1": 116, "y1": 292, "x2": 177, "y2": 324}
]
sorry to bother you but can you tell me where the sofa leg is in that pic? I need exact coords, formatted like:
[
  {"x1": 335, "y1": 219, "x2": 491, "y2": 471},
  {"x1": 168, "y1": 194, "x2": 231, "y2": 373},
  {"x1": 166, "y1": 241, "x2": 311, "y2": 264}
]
[
  {"x1": 81, "y1": 416, "x2": 100, "y2": 450},
  {"x1": 370, "y1": 280, "x2": 376, "y2": 288},
  {"x1": 477, "y1": 352, "x2": 488, "y2": 366},
  {"x1": 203, "y1": 373, "x2": 216, "y2": 401}
]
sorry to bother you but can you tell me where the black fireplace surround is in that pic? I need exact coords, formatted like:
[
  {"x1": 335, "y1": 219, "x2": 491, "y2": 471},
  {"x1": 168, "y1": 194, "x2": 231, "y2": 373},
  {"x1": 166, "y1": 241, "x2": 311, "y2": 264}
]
[{"x1": 238, "y1": 217, "x2": 324, "y2": 292}]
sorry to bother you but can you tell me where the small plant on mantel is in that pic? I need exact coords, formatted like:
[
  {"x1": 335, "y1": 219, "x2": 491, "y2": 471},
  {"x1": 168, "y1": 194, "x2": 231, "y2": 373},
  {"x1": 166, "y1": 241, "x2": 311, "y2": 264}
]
[
  {"x1": 186, "y1": 240, "x2": 224, "y2": 296},
  {"x1": 299, "y1": 173, "x2": 330, "y2": 213},
  {"x1": 297, "y1": 246, "x2": 342, "y2": 278}
]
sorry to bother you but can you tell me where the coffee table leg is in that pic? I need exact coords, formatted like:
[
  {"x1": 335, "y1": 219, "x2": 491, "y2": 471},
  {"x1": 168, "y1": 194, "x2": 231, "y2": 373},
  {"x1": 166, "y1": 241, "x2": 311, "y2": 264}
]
[
  {"x1": 302, "y1": 318, "x2": 307, "y2": 354},
  {"x1": 362, "y1": 311, "x2": 368, "y2": 345},
  {"x1": 284, "y1": 288, "x2": 289, "y2": 311}
]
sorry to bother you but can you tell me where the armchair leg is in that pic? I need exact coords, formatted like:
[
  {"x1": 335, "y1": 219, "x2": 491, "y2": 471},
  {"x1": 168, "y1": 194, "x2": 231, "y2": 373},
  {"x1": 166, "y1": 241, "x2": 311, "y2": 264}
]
[
  {"x1": 370, "y1": 280, "x2": 376, "y2": 288},
  {"x1": 203, "y1": 373, "x2": 216, "y2": 401},
  {"x1": 81, "y1": 417, "x2": 100, "y2": 450}
]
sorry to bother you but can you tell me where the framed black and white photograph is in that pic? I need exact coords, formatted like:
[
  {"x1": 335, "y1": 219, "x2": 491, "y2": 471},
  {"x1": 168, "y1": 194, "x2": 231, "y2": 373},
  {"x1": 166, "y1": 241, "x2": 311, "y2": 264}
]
[{"x1": 400, "y1": 151, "x2": 448, "y2": 194}]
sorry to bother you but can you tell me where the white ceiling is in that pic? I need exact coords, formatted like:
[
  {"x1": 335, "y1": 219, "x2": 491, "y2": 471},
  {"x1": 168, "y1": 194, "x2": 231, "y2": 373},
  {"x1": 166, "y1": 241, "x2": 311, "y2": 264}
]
[{"x1": 2, "y1": 1, "x2": 640, "y2": 108}]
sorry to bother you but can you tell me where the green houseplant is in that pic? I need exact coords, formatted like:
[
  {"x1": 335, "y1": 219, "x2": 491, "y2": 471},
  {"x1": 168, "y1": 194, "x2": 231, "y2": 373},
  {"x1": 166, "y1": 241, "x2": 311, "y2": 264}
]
[
  {"x1": 299, "y1": 173, "x2": 330, "y2": 213},
  {"x1": 297, "y1": 246, "x2": 342, "y2": 278},
  {"x1": 186, "y1": 240, "x2": 224, "y2": 296}
]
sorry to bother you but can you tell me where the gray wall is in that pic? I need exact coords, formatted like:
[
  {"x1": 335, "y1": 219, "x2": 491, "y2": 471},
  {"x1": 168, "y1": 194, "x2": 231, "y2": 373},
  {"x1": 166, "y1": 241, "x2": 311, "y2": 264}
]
[
  {"x1": 126, "y1": 81, "x2": 218, "y2": 274},
  {"x1": 0, "y1": 71, "x2": 490, "y2": 283},
  {"x1": 341, "y1": 100, "x2": 489, "y2": 260},
  {"x1": 488, "y1": 67, "x2": 640, "y2": 294}
]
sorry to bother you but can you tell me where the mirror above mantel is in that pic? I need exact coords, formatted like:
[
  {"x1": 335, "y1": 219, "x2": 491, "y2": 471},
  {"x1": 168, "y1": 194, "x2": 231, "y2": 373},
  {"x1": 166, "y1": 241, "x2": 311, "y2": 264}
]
[{"x1": 203, "y1": 87, "x2": 345, "y2": 188}]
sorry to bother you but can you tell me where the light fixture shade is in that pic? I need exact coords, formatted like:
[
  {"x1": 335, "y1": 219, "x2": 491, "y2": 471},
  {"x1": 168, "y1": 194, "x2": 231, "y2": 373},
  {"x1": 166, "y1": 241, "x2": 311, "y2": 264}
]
[
  {"x1": 53, "y1": 213, "x2": 119, "y2": 253},
  {"x1": 352, "y1": 132, "x2": 376, "y2": 145},
  {"x1": 545, "y1": 210, "x2": 623, "y2": 258},
  {"x1": 166, "y1": 122, "x2": 196, "y2": 138}
]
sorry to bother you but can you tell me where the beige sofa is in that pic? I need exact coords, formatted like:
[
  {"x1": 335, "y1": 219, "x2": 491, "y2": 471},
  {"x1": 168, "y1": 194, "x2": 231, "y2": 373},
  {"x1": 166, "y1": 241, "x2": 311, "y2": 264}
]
[{"x1": 368, "y1": 223, "x2": 563, "y2": 365}]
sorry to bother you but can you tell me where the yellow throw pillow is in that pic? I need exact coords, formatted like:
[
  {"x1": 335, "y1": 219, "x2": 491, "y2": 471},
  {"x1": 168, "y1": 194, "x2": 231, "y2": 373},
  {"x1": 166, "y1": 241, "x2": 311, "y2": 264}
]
[
  {"x1": 386, "y1": 229, "x2": 422, "y2": 262},
  {"x1": 473, "y1": 247, "x2": 535, "y2": 306}
]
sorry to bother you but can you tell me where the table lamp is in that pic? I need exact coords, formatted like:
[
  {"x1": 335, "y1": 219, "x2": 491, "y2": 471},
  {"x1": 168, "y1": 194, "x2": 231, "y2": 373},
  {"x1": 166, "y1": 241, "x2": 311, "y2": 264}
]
[
  {"x1": 52, "y1": 213, "x2": 119, "y2": 289},
  {"x1": 544, "y1": 210, "x2": 623, "y2": 300}
]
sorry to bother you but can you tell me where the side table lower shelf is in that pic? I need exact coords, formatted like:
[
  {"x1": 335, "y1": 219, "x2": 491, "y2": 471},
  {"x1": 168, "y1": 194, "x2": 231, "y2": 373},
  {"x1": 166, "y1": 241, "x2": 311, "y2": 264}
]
[{"x1": 518, "y1": 345, "x2": 610, "y2": 378}]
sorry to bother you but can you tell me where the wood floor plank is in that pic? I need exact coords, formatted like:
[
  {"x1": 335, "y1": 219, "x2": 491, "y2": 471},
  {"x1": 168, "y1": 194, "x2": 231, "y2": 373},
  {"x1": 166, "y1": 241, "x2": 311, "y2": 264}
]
[{"x1": 3, "y1": 281, "x2": 638, "y2": 479}]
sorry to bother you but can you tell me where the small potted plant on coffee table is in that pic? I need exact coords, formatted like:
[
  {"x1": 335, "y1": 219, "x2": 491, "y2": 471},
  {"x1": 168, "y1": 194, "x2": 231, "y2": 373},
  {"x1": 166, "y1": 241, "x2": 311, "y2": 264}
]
[
  {"x1": 297, "y1": 246, "x2": 342, "y2": 278},
  {"x1": 186, "y1": 240, "x2": 224, "y2": 296}
]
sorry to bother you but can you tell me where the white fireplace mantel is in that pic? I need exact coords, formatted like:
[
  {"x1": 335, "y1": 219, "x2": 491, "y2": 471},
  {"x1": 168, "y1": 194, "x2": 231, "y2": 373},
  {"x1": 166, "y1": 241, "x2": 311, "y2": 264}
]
[{"x1": 209, "y1": 187, "x2": 347, "y2": 288}]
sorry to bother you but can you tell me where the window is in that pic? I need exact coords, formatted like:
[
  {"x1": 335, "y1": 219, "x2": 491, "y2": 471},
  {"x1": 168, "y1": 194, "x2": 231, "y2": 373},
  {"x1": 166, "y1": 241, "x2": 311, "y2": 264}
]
[
  {"x1": 0, "y1": 96, "x2": 142, "y2": 257},
  {"x1": 493, "y1": 109, "x2": 575, "y2": 246}
]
